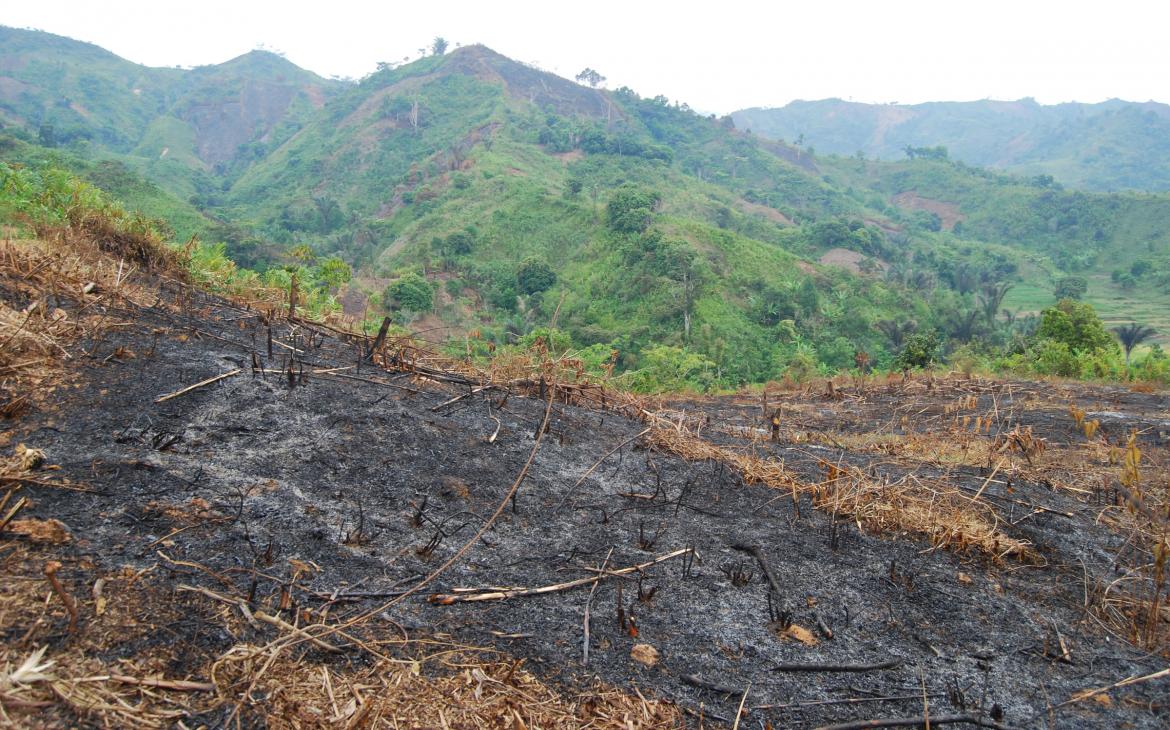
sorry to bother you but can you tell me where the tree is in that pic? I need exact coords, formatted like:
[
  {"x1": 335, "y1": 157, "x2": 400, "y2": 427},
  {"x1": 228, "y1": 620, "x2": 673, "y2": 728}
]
[
  {"x1": 575, "y1": 68, "x2": 606, "y2": 88},
  {"x1": 431, "y1": 37, "x2": 448, "y2": 55},
  {"x1": 875, "y1": 319, "x2": 917, "y2": 349},
  {"x1": 978, "y1": 281, "x2": 1014, "y2": 324},
  {"x1": 1035, "y1": 299, "x2": 1113, "y2": 353},
  {"x1": 289, "y1": 244, "x2": 316, "y2": 265},
  {"x1": 386, "y1": 273, "x2": 433, "y2": 312},
  {"x1": 516, "y1": 257, "x2": 556, "y2": 296},
  {"x1": 1113, "y1": 323, "x2": 1157, "y2": 368},
  {"x1": 1053, "y1": 275, "x2": 1088, "y2": 300},
  {"x1": 893, "y1": 332, "x2": 941, "y2": 370},
  {"x1": 315, "y1": 257, "x2": 352, "y2": 292},
  {"x1": 605, "y1": 185, "x2": 660, "y2": 234}
]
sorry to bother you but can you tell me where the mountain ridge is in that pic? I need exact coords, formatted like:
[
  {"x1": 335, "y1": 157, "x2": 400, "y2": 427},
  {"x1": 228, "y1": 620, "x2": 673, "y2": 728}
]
[{"x1": 732, "y1": 97, "x2": 1170, "y2": 191}]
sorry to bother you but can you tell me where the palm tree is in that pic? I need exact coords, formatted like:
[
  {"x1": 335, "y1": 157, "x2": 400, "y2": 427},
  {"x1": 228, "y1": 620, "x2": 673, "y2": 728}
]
[
  {"x1": 1113, "y1": 323, "x2": 1157, "y2": 368},
  {"x1": 978, "y1": 281, "x2": 1014, "y2": 325},
  {"x1": 875, "y1": 319, "x2": 917, "y2": 349}
]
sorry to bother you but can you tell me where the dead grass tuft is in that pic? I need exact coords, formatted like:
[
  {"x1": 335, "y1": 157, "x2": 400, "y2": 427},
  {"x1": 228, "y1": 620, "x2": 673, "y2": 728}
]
[{"x1": 647, "y1": 426, "x2": 1032, "y2": 559}]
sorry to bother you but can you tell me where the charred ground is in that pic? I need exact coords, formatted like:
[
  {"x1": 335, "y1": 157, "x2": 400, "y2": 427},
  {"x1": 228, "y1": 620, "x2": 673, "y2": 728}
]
[{"x1": 2, "y1": 238, "x2": 1169, "y2": 729}]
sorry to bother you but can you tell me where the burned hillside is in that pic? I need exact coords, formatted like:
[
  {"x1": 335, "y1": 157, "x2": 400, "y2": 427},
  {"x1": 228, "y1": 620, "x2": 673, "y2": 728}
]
[{"x1": 2, "y1": 231, "x2": 1169, "y2": 729}]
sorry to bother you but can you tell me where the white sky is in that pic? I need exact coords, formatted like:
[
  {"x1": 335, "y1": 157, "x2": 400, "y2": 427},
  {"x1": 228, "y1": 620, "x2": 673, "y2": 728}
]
[{"x1": 3, "y1": 1, "x2": 1167, "y2": 114}]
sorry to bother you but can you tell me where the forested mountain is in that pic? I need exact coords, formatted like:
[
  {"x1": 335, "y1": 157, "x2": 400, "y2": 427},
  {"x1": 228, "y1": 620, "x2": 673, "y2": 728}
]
[
  {"x1": 732, "y1": 98, "x2": 1170, "y2": 192},
  {"x1": 4, "y1": 27, "x2": 1169, "y2": 388}
]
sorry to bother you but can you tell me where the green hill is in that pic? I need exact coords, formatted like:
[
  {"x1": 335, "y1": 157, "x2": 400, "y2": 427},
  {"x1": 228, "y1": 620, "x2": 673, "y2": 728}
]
[
  {"x1": 732, "y1": 98, "x2": 1170, "y2": 192},
  {"x1": 3, "y1": 29, "x2": 1169, "y2": 387},
  {"x1": 0, "y1": 26, "x2": 341, "y2": 197}
]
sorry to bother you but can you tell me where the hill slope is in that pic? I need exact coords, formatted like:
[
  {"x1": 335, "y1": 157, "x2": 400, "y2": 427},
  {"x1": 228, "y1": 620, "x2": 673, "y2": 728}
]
[
  {"x1": 4, "y1": 30, "x2": 1170, "y2": 382},
  {"x1": 732, "y1": 98, "x2": 1170, "y2": 191},
  {"x1": 2, "y1": 219, "x2": 1168, "y2": 727},
  {"x1": 0, "y1": 25, "x2": 341, "y2": 196}
]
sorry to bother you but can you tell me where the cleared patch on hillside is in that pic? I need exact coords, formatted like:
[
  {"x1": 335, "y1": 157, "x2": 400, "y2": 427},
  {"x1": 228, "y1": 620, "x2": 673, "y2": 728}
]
[
  {"x1": 4, "y1": 233, "x2": 1170, "y2": 728},
  {"x1": 738, "y1": 198, "x2": 792, "y2": 225},
  {"x1": 892, "y1": 191, "x2": 964, "y2": 231},
  {"x1": 817, "y1": 247, "x2": 887, "y2": 274}
]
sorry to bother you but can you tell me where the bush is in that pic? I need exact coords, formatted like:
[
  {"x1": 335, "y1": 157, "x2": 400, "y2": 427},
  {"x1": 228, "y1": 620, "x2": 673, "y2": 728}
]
[
  {"x1": 516, "y1": 256, "x2": 556, "y2": 295},
  {"x1": 385, "y1": 272, "x2": 433, "y2": 312},
  {"x1": 893, "y1": 332, "x2": 941, "y2": 370},
  {"x1": 1053, "y1": 275, "x2": 1088, "y2": 300},
  {"x1": 1035, "y1": 299, "x2": 1114, "y2": 353},
  {"x1": 629, "y1": 345, "x2": 715, "y2": 393},
  {"x1": 606, "y1": 185, "x2": 660, "y2": 234},
  {"x1": 1031, "y1": 339, "x2": 1081, "y2": 377}
]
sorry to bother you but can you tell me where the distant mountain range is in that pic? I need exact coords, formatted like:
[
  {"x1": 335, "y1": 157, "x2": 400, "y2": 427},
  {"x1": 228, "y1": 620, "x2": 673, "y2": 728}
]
[
  {"x1": 732, "y1": 98, "x2": 1170, "y2": 191},
  {"x1": 0, "y1": 26, "x2": 341, "y2": 171}
]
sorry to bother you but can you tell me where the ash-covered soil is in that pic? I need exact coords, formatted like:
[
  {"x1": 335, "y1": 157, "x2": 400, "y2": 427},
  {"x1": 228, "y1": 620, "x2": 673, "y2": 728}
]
[{"x1": 9, "y1": 282, "x2": 1170, "y2": 729}]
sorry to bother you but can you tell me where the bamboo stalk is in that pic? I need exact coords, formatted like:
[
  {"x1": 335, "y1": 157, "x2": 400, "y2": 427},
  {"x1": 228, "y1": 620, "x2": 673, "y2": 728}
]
[
  {"x1": 429, "y1": 548, "x2": 691, "y2": 604},
  {"x1": 154, "y1": 368, "x2": 242, "y2": 403}
]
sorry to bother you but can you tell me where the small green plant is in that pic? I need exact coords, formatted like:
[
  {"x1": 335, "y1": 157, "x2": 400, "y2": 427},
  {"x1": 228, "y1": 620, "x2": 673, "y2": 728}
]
[{"x1": 893, "y1": 332, "x2": 940, "y2": 371}]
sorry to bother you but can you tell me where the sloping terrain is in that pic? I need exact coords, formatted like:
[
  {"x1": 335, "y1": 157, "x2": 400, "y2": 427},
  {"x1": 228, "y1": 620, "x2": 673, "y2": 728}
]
[
  {"x1": 5, "y1": 30, "x2": 1170, "y2": 385},
  {"x1": 0, "y1": 26, "x2": 340, "y2": 201},
  {"x1": 3, "y1": 232, "x2": 1169, "y2": 727}
]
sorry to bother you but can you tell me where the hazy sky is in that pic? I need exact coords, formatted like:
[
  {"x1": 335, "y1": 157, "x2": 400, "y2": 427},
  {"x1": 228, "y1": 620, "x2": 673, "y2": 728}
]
[{"x1": 3, "y1": 1, "x2": 1167, "y2": 114}]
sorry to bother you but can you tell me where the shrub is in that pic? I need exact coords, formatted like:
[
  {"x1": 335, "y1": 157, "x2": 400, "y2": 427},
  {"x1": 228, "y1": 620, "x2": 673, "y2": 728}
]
[
  {"x1": 385, "y1": 272, "x2": 433, "y2": 312},
  {"x1": 893, "y1": 332, "x2": 941, "y2": 370},
  {"x1": 629, "y1": 345, "x2": 715, "y2": 393},
  {"x1": 606, "y1": 185, "x2": 660, "y2": 234},
  {"x1": 1035, "y1": 299, "x2": 1114, "y2": 353},
  {"x1": 516, "y1": 256, "x2": 556, "y2": 295}
]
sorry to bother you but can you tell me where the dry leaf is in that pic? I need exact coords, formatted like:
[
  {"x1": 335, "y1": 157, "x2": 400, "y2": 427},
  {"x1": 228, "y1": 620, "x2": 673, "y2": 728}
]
[
  {"x1": 15, "y1": 443, "x2": 46, "y2": 471},
  {"x1": 630, "y1": 643, "x2": 659, "y2": 667},
  {"x1": 777, "y1": 623, "x2": 818, "y2": 646},
  {"x1": 6, "y1": 518, "x2": 70, "y2": 543},
  {"x1": 1092, "y1": 693, "x2": 1112, "y2": 708},
  {"x1": 93, "y1": 578, "x2": 107, "y2": 616}
]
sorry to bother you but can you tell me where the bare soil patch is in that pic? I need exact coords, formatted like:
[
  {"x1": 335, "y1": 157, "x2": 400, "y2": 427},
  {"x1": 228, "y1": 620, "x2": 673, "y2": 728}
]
[
  {"x1": 892, "y1": 191, "x2": 965, "y2": 231},
  {"x1": 817, "y1": 247, "x2": 887, "y2": 275},
  {"x1": 738, "y1": 199, "x2": 792, "y2": 225}
]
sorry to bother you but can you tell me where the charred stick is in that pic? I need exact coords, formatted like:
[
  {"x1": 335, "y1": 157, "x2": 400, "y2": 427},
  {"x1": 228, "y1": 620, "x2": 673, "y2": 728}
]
[
  {"x1": 110, "y1": 674, "x2": 216, "y2": 692},
  {"x1": 731, "y1": 543, "x2": 782, "y2": 598},
  {"x1": 681, "y1": 673, "x2": 743, "y2": 695},
  {"x1": 582, "y1": 547, "x2": 614, "y2": 665},
  {"x1": 154, "y1": 368, "x2": 242, "y2": 403},
  {"x1": 365, "y1": 316, "x2": 392, "y2": 361},
  {"x1": 43, "y1": 561, "x2": 79, "y2": 632},
  {"x1": 814, "y1": 714, "x2": 1010, "y2": 730},
  {"x1": 430, "y1": 547, "x2": 690, "y2": 604},
  {"x1": 772, "y1": 660, "x2": 902, "y2": 673},
  {"x1": 815, "y1": 613, "x2": 834, "y2": 639},
  {"x1": 553, "y1": 428, "x2": 652, "y2": 512},
  {"x1": 431, "y1": 385, "x2": 495, "y2": 412},
  {"x1": 753, "y1": 692, "x2": 946, "y2": 710}
]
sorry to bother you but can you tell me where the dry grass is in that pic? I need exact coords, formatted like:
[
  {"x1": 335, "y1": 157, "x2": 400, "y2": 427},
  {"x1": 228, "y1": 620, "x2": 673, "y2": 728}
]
[
  {"x1": 646, "y1": 426, "x2": 1031, "y2": 560},
  {"x1": 0, "y1": 233, "x2": 169, "y2": 418},
  {"x1": 0, "y1": 539, "x2": 683, "y2": 729},
  {"x1": 0, "y1": 231, "x2": 686, "y2": 728}
]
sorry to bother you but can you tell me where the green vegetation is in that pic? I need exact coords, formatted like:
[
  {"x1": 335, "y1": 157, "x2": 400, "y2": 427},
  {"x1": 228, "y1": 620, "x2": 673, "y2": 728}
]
[
  {"x1": 3, "y1": 29, "x2": 1169, "y2": 391},
  {"x1": 0, "y1": 162, "x2": 344, "y2": 320}
]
